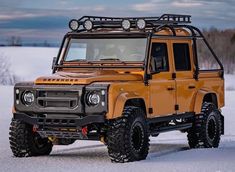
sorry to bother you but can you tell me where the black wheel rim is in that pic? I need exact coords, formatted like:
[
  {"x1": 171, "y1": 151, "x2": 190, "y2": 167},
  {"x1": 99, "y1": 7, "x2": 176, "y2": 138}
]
[
  {"x1": 33, "y1": 133, "x2": 49, "y2": 149},
  {"x1": 207, "y1": 115, "x2": 217, "y2": 141},
  {"x1": 131, "y1": 122, "x2": 144, "y2": 152}
]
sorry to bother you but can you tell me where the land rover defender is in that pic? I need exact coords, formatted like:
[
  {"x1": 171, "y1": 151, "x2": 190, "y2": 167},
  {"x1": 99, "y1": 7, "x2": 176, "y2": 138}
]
[{"x1": 9, "y1": 14, "x2": 224, "y2": 162}]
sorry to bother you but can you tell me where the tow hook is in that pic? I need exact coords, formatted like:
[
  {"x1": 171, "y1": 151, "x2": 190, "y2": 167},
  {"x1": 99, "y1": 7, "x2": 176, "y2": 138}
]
[
  {"x1": 82, "y1": 126, "x2": 88, "y2": 136},
  {"x1": 48, "y1": 136, "x2": 57, "y2": 143},
  {"x1": 32, "y1": 125, "x2": 38, "y2": 133}
]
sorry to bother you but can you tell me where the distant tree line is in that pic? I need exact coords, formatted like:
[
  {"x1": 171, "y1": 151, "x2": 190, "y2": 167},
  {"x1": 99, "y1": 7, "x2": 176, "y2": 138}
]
[
  {"x1": 200, "y1": 28, "x2": 235, "y2": 74},
  {"x1": 0, "y1": 36, "x2": 54, "y2": 47},
  {"x1": 7, "y1": 36, "x2": 22, "y2": 46}
]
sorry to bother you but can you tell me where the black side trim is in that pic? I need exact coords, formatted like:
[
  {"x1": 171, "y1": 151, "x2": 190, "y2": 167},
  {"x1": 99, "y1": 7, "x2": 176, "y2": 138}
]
[
  {"x1": 147, "y1": 112, "x2": 194, "y2": 124},
  {"x1": 151, "y1": 123, "x2": 192, "y2": 135},
  {"x1": 148, "y1": 112, "x2": 194, "y2": 136},
  {"x1": 13, "y1": 113, "x2": 105, "y2": 128}
]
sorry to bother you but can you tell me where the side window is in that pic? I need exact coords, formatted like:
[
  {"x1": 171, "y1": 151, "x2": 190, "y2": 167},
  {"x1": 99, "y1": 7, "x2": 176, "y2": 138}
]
[
  {"x1": 150, "y1": 43, "x2": 169, "y2": 73},
  {"x1": 173, "y1": 43, "x2": 191, "y2": 71},
  {"x1": 196, "y1": 39, "x2": 221, "y2": 70}
]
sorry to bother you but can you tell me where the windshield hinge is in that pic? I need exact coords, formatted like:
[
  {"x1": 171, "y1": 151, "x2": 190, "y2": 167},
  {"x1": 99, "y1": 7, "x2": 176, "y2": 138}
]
[
  {"x1": 172, "y1": 73, "x2": 176, "y2": 79},
  {"x1": 175, "y1": 104, "x2": 179, "y2": 111}
]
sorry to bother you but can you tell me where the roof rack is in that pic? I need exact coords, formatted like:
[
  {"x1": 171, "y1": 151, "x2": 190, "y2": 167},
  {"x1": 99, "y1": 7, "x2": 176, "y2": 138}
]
[
  {"x1": 68, "y1": 14, "x2": 191, "y2": 32},
  {"x1": 78, "y1": 14, "x2": 191, "y2": 25}
]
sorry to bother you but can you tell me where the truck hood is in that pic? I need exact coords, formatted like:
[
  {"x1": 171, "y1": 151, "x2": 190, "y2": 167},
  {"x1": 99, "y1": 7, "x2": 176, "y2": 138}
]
[{"x1": 35, "y1": 71, "x2": 143, "y2": 85}]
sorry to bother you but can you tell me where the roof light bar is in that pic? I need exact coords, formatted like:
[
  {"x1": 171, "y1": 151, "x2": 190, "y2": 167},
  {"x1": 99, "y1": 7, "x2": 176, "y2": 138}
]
[
  {"x1": 83, "y1": 19, "x2": 93, "y2": 31},
  {"x1": 136, "y1": 19, "x2": 146, "y2": 30},
  {"x1": 69, "y1": 19, "x2": 79, "y2": 31},
  {"x1": 122, "y1": 19, "x2": 131, "y2": 31},
  {"x1": 68, "y1": 14, "x2": 192, "y2": 32}
]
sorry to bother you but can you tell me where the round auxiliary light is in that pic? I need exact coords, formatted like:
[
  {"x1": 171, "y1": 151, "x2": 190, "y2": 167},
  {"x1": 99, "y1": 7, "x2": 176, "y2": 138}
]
[
  {"x1": 69, "y1": 19, "x2": 79, "y2": 31},
  {"x1": 136, "y1": 19, "x2": 146, "y2": 30},
  {"x1": 87, "y1": 92, "x2": 100, "y2": 106},
  {"x1": 122, "y1": 19, "x2": 131, "y2": 31},
  {"x1": 22, "y1": 91, "x2": 34, "y2": 105},
  {"x1": 83, "y1": 19, "x2": 93, "y2": 31}
]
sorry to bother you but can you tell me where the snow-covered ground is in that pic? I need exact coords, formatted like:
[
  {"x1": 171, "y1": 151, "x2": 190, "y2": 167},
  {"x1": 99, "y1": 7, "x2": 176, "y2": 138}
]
[
  {"x1": 0, "y1": 47, "x2": 57, "y2": 80},
  {"x1": 0, "y1": 47, "x2": 235, "y2": 172}
]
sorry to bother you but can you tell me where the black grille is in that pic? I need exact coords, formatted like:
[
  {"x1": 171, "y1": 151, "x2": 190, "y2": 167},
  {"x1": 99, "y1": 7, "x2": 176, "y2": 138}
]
[
  {"x1": 37, "y1": 117, "x2": 76, "y2": 126},
  {"x1": 37, "y1": 90, "x2": 79, "y2": 109}
]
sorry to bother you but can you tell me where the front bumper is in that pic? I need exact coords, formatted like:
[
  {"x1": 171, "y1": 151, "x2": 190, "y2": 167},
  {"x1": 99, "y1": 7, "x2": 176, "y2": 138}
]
[{"x1": 13, "y1": 113, "x2": 105, "y2": 128}]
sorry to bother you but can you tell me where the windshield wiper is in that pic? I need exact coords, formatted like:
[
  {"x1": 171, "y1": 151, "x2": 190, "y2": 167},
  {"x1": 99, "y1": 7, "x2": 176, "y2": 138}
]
[
  {"x1": 66, "y1": 59, "x2": 87, "y2": 62},
  {"x1": 100, "y1": 58, "x2": 121, "y2": 61}
]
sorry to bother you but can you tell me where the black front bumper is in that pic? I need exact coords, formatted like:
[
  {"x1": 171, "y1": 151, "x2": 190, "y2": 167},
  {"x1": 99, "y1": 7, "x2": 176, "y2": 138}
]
[{"x1": 13, "y1": 113, "x2": 105, "y2": 128}]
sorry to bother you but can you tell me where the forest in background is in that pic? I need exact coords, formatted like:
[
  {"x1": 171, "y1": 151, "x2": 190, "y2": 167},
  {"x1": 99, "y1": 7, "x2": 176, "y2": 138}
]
[
  {"x1": 0, "y1": 28, "x2": 235, "y2": 85},
  {"x1": 201, "y1": 28, "x2": 235, "y2": 74}
]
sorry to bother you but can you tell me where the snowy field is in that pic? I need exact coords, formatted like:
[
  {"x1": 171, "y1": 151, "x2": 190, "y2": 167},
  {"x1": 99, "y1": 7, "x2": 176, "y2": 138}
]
[
  {"x1": 0, "y1": 47, "x2": 57, "y2": 81},
  {"x1": 0, "y1": 47, "x2": 235, "y2": 172}
]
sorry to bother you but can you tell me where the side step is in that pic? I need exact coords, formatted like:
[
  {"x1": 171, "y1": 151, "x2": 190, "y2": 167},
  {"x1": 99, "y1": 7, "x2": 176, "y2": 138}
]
[
  {"x1": 151, "y1": 123, "x2": 192, "y2": 136},
  {"x1": 148, "y1": 113, "x2": 194, "y2": 124}
]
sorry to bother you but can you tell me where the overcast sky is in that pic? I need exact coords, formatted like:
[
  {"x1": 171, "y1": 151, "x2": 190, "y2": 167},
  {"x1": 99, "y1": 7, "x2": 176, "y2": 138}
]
[{"x1": 0, "y1": 0, "x2": 234, "y2": 44}]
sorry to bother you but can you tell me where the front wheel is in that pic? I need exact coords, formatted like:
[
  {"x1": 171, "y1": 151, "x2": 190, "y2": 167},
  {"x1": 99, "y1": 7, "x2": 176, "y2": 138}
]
[
  {"x1": 9, "y1": 119, "x2": 53, "y2": 157},
  {"x1": 106, "y1": 106, "x2": 149, "y2": 163},
  {"x1": 187, "y1": 102, "x2": 222, "y2": 148}
]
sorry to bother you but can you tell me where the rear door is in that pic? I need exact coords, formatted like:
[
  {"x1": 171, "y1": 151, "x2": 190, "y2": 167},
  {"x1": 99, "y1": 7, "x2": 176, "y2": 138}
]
[
  {"x1": 172, "y1": 40, "x2": 196, "y2": 113},
  {"x1": 149, "y1": 40, "x2": 176, "y2": 117}
]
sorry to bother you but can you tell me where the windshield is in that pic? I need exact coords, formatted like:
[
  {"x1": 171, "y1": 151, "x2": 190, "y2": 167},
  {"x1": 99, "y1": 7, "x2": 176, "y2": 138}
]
[{"x1": 64, "y1": 38, "x2": 147, "y2": 62}]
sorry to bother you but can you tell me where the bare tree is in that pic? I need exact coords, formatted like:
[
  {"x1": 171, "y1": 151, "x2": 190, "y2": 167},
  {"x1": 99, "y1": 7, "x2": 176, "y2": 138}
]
[
  {"x1": 7, "y1": 36, "x2": 22, "y2": 46},
  {"x1": 0, "y1": 53, "x2": 19, "y2": 85}
]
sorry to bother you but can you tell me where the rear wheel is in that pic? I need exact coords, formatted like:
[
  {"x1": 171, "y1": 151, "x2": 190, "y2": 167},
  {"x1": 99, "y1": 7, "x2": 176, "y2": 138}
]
[
  {"x1": 187, "y1": 102, "x2": 222, "y2": 148},
  {"x1": 9, "y1": 119, "x2": 53, "y2": 157},
  {"x1": 107, "y1": 106, "x2": 149, "y2": 163}
]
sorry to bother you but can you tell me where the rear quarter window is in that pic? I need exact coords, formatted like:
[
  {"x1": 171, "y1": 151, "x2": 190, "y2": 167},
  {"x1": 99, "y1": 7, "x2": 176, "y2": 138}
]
[{"x1": 173, "y1": 43, "x2": 191, "y2": 71}]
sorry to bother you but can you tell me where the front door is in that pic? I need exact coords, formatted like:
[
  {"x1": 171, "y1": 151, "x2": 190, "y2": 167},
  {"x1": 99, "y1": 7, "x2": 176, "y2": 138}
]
[{"x1": 149, "y1": 41, "x2": 176, "y2": 117}]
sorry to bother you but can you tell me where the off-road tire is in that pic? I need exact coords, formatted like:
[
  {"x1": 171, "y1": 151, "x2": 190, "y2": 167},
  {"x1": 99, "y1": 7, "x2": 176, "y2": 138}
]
[
  {"x1": 9, "y1": 119, "x2": 53, "y2": 157},
  {"x1": 107, "y1": 106, "x2": 149, "y2": 163},
  {"x1": 187, "y1": 102, "x2": 222, "y2": 148}
]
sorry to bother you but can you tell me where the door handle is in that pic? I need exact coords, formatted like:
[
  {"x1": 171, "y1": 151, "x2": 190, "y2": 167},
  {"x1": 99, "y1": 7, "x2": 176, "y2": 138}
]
[
  {"x1": 167, "y1": 87, "x2": 175, "y2": 91},
  {"x1": 188, "y1": 85, "x2": 195, "y2": 89}
]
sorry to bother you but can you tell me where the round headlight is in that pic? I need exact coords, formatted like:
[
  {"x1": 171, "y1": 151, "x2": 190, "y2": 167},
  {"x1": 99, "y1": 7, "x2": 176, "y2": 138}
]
[
  {"x1": 23, "y1": 91, "x2": 34, "y2": 105},
  {"x1": 136, "y1": 19, "x2": 146, "y2": 30},
  {"x1": 83, "y1": 19, "x2": 93, "y2": 31},
  {"x1": 69, "y1": 19, "x2": 79, "y2": 31},
  {"x1": 87, "y1": 92, "x2": 100, "y2": 106},
  {"x1": 122, "y1": 19, "x2": 131, "y2": 31}
]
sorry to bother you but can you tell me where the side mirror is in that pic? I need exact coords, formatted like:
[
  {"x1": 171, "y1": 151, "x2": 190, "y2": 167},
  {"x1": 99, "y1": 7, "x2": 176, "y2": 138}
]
[{"x1": 52, "y1": 57, "x2": 57, "y2": 70}]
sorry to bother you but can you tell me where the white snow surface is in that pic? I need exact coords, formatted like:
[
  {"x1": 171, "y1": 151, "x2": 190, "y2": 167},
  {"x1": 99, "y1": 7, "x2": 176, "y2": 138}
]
[
  {"x1": 0, "y1": 47, "x2": 57, "y2": 80},
  {"x1": 0, "y1": 47, "x2": 235, "y2": 172}
]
